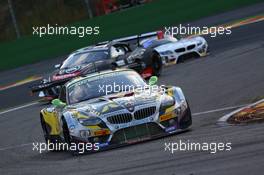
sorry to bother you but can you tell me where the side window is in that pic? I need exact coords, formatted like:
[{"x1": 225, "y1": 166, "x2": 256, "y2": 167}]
[{"x1": 59, "y1": 86, "x2": 67, "y2": 103}]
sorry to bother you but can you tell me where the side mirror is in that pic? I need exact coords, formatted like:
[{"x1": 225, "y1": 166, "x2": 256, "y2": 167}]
[
  {"x1": 54, "y1": 64, "x2": 61, "y2": 69},
  {"x1": 52, "y1": 99, "x2": 66, "y2": 107},
  {"x1": 148, "y1": 76, "x2": 158, "y2": 86}
]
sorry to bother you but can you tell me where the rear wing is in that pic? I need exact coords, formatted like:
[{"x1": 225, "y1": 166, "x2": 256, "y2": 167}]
[
  {"x1": 114, "y1": 31, "x2": 157, "y2": 45},
  {"x1": 30, "y1": 78, "x2": 70, "y2": 93},
  {"x1": 96, "y1": 31, "x2": 164, "y2": 47}
]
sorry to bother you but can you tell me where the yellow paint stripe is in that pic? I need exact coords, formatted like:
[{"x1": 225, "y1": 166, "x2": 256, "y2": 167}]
[
  {"x1": 160, "y1": 112, "x2": 176, "y2": 122},
  {"x1": 0, "y1": 76, "x2": 42, "y2": 91},
  {"x1": 92, "y1": 129, "x2": 111, "y2": 136}
]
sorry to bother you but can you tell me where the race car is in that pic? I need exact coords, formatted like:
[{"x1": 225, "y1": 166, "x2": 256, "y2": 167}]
[
  {"x1": 32, "y1": 44, "x2": 118, "y2": 101},
  {"x1": 138, "y1": 33, "x2": 209, "y2": 66},
  {"x1": 31, "y1": 32, "x2": 164, "y2": 101},
  {"x1": 39, "y1": 69, "x2": 192, "y2": 154}
]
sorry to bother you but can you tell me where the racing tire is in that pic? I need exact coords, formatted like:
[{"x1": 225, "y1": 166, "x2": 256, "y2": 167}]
[
  {"x1": 40, "y1": 115, "x2": 62, "y2": 151},
  {"x1": 62, "y1": 117, "x2": 72, "y2": 145},
  {"x1": 40, "y1": 115, "x2": 49, "y2": 143},
  {"x1": 152, "y1": 52, "x2": 163, "y2": 77},
  {"x1": 62, "y1": 117, "x2": 80, "y2": 155}
]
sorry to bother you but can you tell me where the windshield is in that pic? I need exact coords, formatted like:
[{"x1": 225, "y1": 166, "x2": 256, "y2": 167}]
[
  {"x1": 140, "y1": 36, "x2": 177, "y2": 48},
  {"x1": 61, "y1": 50, "x2": 109, "y2": 69},
  {"x1": 67, "y1": 71, "x2": 146, "y2": 104}
]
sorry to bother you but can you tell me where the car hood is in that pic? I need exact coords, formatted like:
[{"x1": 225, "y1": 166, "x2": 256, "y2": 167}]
[
  {"x1": 154, "y1": 36, "x2": 204, "y2": 52},
  {"x1": 68, "y1": 90, "x2": 162, "y2": 117},
  {"x1": 52, "y1": 61, "x2": 109, "y2": 81}
]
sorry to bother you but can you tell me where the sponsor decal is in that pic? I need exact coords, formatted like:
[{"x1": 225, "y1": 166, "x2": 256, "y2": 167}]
[
  {"x1": 160, "y1": 112, "x2": 176, "y2": 122},
  {"x1": 165, "y1": 125, "x2": 177, "y2": 132},
  {"x1": 52, "y1": 72, "x2": 80, "y2": 81},
  {"x1": 98, "y1": 142, "x2": 109, "y2": 148},
  {"x1": 93, "y1": 129, "x2": 111, "y2": 136}
]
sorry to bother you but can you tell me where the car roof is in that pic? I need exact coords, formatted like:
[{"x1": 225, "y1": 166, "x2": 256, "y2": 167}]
[
  {"x1": 74, "y1": 45, "x2": 109, "y2": 53},
  {"x1": 65, "y1": 69, "x2": 134, "y2": 88}
]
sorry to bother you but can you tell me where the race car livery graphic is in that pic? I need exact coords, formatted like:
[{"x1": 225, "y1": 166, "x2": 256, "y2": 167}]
[{"x1": 39, "y1": 69, "x2": 192, "y2": 154}]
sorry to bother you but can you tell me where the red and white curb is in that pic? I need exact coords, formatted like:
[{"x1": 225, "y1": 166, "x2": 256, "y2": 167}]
[{"x1": 218, "y1": 99, "x2": 264, "y2": 124}]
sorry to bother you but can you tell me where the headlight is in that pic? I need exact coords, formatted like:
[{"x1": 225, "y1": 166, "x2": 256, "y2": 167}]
[
  {"x1": 197, "y1": 40, "x2": 203, "y2": 46},
  {"x1": 80, "y1": 130, "x2": 91, "y2": 138},
  {"x1": 160, "y1": 50, "x2": 174, "y2": 55},
  {"x1": 160, "y1": 96, "x2": 175, "y2": 109},
  {"x1": 78, "y1": 117, "x2": 102, "y2": 126}
]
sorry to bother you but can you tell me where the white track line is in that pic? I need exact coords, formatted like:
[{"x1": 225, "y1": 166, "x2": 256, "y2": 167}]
[
  {"x1": 192, "y1": 104, "x2": 249, "y2": 116},
  {"x1": 0, "y1": 101, "x2": 39, "y2": 116}
]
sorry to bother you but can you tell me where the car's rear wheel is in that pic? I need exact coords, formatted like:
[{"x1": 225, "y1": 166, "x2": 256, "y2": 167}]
[
  {"x1": 40, "y1": 115, "x2": 49, "y2": 143},
  {"x1": 152, "y1": 52, "x2": 163, "y2": 77}
]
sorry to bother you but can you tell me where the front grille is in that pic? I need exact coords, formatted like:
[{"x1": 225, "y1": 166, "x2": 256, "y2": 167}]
[
  {"x1": 175, "y1": 48, "x2": 185, "y2": 53},
  {"x1": 110, "y1": 123, "x2": 164, "y2": 144},
  {"x1": 187, "y1": 44, "x2": 195, "y2": 50},
  {"x1": 107, "y1": 113, "x2": 132, "y2": 124},
  {"x1": 134, "y1": 106, "x2": 156, "y2": 120}
]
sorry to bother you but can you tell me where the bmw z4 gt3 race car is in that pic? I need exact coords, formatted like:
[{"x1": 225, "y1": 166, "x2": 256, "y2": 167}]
[
  {"x1": 139, "y1": 33, "x2": 209, "y2": 66},
  {"x1": 40, "y1": 69, "x2": 192, "y2": 154}
]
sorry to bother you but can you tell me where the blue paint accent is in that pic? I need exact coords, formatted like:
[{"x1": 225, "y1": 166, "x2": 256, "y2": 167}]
[
  {"x1": 98, "y1": 142, "x2": 109, "y2": 147},
  {"x1": 165, "y1": 125, "x2": 177, "y2": 132}
]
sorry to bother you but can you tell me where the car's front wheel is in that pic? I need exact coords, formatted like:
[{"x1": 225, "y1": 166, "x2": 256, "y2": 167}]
[
  {"x1": 62, "y1": 117, "x2": 81, "y2": 155},
  {"x1": 62, "y1": 117, "x2": 71, "y2": 144},
  {"x1": 40, "y1": 115, "x2": 62, "y2": 151},
  {"x1": 40, "y1": 115, "x2": 49, "y2": 143},
  {"x1": 152, "y1": 52, "x2": 163, "y2": 77}
]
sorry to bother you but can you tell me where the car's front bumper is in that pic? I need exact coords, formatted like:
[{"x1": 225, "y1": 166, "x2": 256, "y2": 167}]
[{"x1": 70, "y1": 107, "x2": 192, "y2": 152}]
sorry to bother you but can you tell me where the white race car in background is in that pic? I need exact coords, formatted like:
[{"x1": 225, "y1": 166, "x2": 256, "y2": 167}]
[{"x1": 140, "y1": 34, "x2": 209, "y2": 65}]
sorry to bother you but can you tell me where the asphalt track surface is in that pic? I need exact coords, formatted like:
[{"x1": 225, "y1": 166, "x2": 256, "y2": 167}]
[{"x1": 0, "y1": 3, "x2": 264, "y2": 175}]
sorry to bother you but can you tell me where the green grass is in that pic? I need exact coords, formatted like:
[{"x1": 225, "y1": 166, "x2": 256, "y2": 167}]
[{"x1": 0, "y1": 0, "x2": 263, "y2": 71}]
